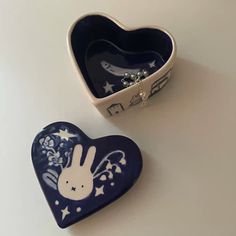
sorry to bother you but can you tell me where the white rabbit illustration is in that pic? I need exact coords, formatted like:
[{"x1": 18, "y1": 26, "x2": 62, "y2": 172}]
[
  {"x1": 57, "y1": 144, "x2": 96, "y2": 201},
  {"x1": 42, "y1": 142, "x2": 126, "y2": 201}
]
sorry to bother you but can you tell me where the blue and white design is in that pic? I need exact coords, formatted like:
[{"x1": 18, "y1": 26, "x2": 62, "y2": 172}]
[
  {"x1": 85, "y1": 38, "x2": 166, "y2": 98},
  {"x1": 103, "y1": 81, "x2": 115, "y2": 94},
  {"x1": 32, "y1": 122, "x2": 142, "y2": 228},
  {"x1": 101, "y1": 60, "x2": 141, "y2": 76},
  {"x1": 39, "y1": 133, "x2": 126, "y2": 202}
]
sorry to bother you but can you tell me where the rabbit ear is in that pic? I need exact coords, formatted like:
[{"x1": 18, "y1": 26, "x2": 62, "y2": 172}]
[
  {"x1": 71, "y1": 144, "x2": 83, "y2": 168},
  {"x1": 84, "y1": 146, "x2": 96, "y2": 170}
]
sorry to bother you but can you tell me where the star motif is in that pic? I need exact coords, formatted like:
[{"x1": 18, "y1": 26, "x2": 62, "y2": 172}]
[
  {"x1": 95, "y1": 185, "x2": 104, "y2": 197},
  {"x1": 149, "y1": 60, "x2": 156, "y2": 68},
  {"x1": 53, "y1": 129, "x2": 77, "y2": 141},
  {"x1": 61, "y1": 206, "x2": 70, "y2": 220},
  {"x1": 103, "y1": 81, "x2": 115, "y2": 94}
]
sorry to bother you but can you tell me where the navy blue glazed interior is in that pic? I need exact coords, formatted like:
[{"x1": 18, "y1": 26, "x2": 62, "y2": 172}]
[{"x1": 70, "y1": 14, "x2": 173, "y2": 98}]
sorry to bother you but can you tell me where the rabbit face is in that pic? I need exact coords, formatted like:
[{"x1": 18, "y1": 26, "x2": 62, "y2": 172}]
[
  {"x1": 58, "y1": 145, "x2": 96, "y2": 201},
  {"x1": 58, "y1": 167, "x2": 93, "y2": 200}
]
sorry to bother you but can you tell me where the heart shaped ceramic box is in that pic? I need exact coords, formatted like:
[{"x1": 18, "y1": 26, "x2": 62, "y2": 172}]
[{"x1": 68, "y1": 13, "x2": 176, "y2": 116}]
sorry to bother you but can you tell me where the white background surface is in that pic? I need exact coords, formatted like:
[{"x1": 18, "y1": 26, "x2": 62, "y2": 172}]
[{"x1": 1, "y1": 0, "x2": 236, "y2": 235}]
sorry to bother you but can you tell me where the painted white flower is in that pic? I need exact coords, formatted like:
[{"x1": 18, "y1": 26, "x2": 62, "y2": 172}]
[
  {"x1": 47, "y1": 151, "x2": 63, "y2": 166},
  {"x1": 39, "y1": 136, "x2": 54, "y2": 149},
  {"x1": 115, "y1": 166, "x2": 121, "y2": 173}
]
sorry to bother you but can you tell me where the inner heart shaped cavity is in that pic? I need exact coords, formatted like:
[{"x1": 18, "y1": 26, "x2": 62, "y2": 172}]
[
  {"x1": 70, "y1": 14, "x2": 174, "y2": 98},
  {"x1": 85, "y1": 39, "x2": 165, "y2": 97}
]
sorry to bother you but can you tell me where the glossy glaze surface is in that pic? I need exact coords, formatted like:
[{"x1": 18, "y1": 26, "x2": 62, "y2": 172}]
[
  {"x1": 32, "y1": 122, "x2": 142, "y2": 228},
  {"x1": 70, "y1": 14, "x2": 173, "y2": 98}
]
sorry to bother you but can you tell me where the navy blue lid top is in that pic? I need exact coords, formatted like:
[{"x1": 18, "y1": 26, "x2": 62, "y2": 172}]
[{"x1": 32, "y1": 122, "x2": 142, "y2": 228}]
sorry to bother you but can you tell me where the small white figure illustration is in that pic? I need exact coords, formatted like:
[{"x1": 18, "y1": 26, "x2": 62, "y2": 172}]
[
  {"x1": 58, "y1": 145, "x2": 96, "y2": 201},
  {"x1": 41, "y1": 136, "x2": 126, "y2": 202}
]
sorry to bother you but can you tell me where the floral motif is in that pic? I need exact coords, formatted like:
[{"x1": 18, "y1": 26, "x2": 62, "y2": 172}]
[
  {"x1": 47, "y1": 151, "x2": 63, "y2": 166},
  {"x1": 39, "y1": 136, "x2": 54, "y2": 149}
]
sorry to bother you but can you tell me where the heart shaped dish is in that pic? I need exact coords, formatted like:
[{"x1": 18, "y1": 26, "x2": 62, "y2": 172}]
[
  {"x1": 68, "y1": 13, "x2": 176, "y2": 116},
  {"x1": 32, "y1": 122, "x2": 142, "y2": 228}
]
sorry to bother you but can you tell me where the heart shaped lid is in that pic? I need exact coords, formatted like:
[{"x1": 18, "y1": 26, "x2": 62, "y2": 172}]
[{"x1": 31, "y1": 122, "x2": 142, "y2": 228}]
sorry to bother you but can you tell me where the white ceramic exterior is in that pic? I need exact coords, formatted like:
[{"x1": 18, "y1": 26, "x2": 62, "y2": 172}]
[{"x1": 67, "y1": 13, "x2": 177, "y2": 117}]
